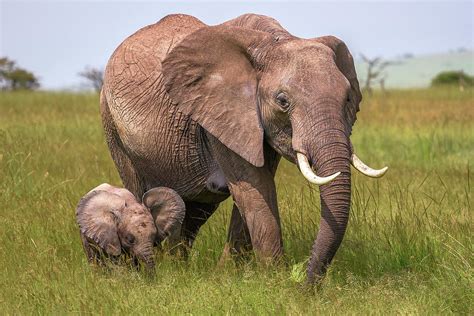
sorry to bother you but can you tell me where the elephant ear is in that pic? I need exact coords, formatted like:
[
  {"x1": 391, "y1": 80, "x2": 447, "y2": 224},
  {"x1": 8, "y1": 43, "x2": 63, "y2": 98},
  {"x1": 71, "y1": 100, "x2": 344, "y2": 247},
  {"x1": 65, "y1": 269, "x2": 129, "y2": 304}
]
[
  {"x1": 313, "y1": 36, "x2": 362, "y2": 129},
  {"x1": 76, "y1": 190, "x2": 124, "y2": 256},
  {"x1": 142, "y1": 187, "x2": 186, "y2": 241},
  {"x1": 162, "y1": 26, "x2": 272, "y2": 167}
]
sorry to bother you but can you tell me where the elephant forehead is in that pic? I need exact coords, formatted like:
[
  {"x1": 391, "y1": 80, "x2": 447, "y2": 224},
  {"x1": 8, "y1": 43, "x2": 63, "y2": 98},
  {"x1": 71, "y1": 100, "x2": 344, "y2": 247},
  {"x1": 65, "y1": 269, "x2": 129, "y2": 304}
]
[
  {"x1": 124, "y1": 212, "x2": 157, "y2": 236},
  {"x1": 134, "y1": 219, "x2": 156, "y2": 233},
  {"x1": 281, "y1": 62, "x2": 347, "y2": 99},
  {"x1": 267, "y1": 43, "x2": 339, "y2": 85},
  {"x1": 125, "y1": 206, "x2": 154, "y2": 223}
]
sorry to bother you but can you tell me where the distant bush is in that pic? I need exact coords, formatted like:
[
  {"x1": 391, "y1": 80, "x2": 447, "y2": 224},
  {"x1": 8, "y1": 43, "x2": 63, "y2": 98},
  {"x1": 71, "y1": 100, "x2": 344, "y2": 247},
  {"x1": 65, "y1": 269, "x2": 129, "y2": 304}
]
[
  {"x1": 431, "y1": 71, "x2": 473, "y2": 86},
  {"x1": 0, "y1": 57, "x2": 39, "y2": 91}
]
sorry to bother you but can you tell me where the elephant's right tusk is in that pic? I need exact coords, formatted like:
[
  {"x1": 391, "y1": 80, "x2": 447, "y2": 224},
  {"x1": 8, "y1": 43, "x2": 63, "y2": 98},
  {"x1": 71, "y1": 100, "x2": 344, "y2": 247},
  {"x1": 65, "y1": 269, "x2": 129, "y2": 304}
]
[
  {"x1": 296, "y1": 152, "x2": 341, "y2": 185},
  {"x1": 351, "y1": 153, "x2": 388, "y2": 178}
]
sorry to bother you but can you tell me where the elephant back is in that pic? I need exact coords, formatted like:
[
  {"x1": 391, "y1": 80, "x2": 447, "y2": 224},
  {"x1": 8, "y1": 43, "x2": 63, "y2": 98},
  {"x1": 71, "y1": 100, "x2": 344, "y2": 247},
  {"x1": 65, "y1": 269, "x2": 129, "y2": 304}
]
[{"x1": 102, "y1": 14, "x2": 206, "y2": 133}]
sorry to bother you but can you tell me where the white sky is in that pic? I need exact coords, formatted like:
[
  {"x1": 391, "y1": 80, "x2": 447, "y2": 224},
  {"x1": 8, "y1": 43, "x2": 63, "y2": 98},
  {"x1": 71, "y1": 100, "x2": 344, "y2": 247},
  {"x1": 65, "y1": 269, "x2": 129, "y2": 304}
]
[{"x1": 1, "y1": 0, "x2": 473, "y2": 89}]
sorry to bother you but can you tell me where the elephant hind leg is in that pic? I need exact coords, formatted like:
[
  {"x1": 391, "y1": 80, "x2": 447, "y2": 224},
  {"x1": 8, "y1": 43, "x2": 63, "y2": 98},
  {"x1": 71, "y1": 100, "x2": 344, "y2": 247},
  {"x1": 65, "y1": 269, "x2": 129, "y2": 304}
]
[
  {"x1": 100, "y1": 93, "x2": 145, "y2": 199},
  {"x1": 219, "y1": 203, "x2": 253, "y2": 265},
  {"x1": 169, "y1": 202, "x2": 219, "y2": 258}
]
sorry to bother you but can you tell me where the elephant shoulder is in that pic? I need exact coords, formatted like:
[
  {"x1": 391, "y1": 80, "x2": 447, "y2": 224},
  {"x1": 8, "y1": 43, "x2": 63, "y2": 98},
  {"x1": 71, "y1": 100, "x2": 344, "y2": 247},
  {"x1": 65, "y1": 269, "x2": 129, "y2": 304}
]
[{"x1": 103, "y1": 15, "x2": 206, "y2": 128}]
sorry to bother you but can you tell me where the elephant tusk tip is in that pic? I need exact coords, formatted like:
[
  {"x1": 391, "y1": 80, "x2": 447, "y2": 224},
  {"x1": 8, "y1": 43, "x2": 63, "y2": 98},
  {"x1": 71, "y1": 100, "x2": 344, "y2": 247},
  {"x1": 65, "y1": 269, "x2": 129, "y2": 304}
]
[
  {"x1": 377, "y1": 166, "x2": 389, "y2": 177},
  {"x1": 326, "y1": 171, "x2": 341, "y2": 183},
  {"x1": 308, "y1": 172, "x2": 340, "y2": 185},
  {"x1": 351, "y1": 153, "x2": 389, "y2": 178},
  {"x1": 366, "y1": 166, "x2": 388, "y2": 178},
  {"x1": 325, "y1": 171, "x2": 341, "y2": 182}
]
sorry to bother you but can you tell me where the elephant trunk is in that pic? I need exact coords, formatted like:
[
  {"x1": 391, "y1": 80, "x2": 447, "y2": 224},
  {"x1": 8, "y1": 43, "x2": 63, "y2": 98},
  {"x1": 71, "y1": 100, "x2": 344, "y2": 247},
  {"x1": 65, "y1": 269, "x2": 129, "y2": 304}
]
[
  {"x1": 134, "y1": 243, "x2": 155, "y2": 270},
  {"x1": 296, "y1": 118, "x2": 352, "y2": 283}
]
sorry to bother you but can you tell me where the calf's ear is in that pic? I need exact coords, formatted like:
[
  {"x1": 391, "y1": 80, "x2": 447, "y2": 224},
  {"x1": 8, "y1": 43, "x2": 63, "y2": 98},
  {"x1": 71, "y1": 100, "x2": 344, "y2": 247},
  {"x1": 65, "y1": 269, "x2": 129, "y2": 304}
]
[
  {"x1": 142, "y1": 187, "x2": 186, "y2": 241},
  {"x1": 76, "y1": 190, "x2": 124, "y2": 256}
]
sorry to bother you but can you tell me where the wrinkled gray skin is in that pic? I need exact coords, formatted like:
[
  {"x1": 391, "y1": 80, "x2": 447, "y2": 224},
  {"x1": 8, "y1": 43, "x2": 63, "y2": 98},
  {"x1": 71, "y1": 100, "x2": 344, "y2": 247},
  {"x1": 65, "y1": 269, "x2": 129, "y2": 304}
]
[
  {"x1": 76, "y1": 183, "x2": 185, "y2": 270},
  {"x1": 101, "y1": 14, "x2": 363, "y2": 282}
]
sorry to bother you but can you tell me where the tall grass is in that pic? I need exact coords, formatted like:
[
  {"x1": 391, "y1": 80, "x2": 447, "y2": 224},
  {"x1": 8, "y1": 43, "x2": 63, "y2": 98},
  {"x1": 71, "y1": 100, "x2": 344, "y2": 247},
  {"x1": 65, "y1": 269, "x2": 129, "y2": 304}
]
[{"x1": 0, "y1": 88, "x2": 472, "y2": 314}]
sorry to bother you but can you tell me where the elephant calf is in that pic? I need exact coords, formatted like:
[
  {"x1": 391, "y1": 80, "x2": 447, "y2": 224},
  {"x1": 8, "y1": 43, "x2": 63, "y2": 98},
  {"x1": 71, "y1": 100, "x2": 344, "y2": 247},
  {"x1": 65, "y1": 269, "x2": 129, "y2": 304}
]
[{"x1": 76, "y1": 183, "x2": 186, "y2": 270}]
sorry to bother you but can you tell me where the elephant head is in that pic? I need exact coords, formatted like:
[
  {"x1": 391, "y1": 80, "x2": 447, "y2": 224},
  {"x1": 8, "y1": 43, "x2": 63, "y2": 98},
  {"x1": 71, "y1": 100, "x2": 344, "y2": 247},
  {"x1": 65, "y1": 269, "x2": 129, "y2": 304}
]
[
  {"x1": 76, "y1": 183, "x2": 185, "y2": 270},
  {"x1": 162, "y1": 25, "x2": 387, "y2": 282}
]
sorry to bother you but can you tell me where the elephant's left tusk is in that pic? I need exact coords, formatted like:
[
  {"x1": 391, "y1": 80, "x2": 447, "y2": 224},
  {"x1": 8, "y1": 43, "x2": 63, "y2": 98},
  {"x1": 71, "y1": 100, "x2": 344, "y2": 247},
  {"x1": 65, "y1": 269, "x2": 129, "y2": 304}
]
[
  {"x1": 296, "y1": 152, "x2": 341, "y2": 185},
  {"x1": 351, "y1": 153, "x2": 388, "y2": 178}
]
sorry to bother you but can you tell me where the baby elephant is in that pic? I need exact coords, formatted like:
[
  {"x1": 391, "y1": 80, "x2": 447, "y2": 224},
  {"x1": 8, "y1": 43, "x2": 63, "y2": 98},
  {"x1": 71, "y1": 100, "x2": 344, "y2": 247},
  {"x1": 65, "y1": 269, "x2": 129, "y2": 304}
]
[{"x1": 76, "y1": 183, "x2": 185, "y2": 270}]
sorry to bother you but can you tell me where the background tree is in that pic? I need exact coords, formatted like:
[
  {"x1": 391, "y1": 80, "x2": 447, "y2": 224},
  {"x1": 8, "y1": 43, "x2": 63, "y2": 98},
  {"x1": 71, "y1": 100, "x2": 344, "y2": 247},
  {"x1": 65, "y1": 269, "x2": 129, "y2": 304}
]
[
  {"x1": 0, "y1": 57, "x2": 15, "y2": 88},
  {"x1": 360, "y1": 54, "x2": 392, "y2": 95},
  {"x1": 0, "y1": 57, "x2": 39, "y2": 91},
  {"x1": 431, "y1": 70, "x2": 473, "y2": 91},
  {"x1": 78, "y1": 67, "x2": 104, "y2": 93}
]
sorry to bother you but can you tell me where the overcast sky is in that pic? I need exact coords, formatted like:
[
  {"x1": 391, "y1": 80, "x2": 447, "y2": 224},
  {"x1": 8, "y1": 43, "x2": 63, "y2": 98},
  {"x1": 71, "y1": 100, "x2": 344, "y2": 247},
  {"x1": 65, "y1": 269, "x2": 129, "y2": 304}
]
[{"x1": 1, "y1": 0, "x2": 472, "y2": 90}]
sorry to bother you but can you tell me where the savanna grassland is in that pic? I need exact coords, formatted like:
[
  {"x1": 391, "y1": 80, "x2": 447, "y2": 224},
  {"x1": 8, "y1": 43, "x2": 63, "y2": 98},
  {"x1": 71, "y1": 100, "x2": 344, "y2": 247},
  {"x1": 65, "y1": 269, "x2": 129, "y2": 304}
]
[{"x1": 0, "y1": 88, "x2": 472, "y2": 314}]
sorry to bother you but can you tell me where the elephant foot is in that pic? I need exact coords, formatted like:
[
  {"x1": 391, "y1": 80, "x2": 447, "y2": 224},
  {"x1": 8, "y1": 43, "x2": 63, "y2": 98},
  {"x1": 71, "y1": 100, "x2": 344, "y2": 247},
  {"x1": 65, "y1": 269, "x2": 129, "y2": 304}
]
[{"x1": 218, "y1": 242, "x2": 255, "y2": 268}]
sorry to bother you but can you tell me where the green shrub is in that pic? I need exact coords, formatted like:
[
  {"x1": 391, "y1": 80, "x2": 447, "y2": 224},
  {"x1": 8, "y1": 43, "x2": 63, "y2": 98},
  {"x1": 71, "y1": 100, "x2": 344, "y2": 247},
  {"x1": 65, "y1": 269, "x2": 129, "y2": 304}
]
[{"x1": 431, "y1": 70, "x2": 473, "y2": 86}]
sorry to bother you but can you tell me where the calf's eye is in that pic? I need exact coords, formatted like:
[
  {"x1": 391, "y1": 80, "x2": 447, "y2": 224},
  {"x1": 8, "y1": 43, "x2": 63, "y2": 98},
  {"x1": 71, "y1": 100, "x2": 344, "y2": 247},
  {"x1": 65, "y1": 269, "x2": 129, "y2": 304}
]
[{"x1": 125, "y1": 234, "x2": 135, "y2": 245}]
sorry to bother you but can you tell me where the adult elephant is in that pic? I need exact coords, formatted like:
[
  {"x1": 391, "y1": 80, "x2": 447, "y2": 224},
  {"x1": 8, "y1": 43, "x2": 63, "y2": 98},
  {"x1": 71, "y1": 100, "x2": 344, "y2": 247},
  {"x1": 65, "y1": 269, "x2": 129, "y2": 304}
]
[{"x1": 101, "y1": 13, "x2": 387, "y2": 283}]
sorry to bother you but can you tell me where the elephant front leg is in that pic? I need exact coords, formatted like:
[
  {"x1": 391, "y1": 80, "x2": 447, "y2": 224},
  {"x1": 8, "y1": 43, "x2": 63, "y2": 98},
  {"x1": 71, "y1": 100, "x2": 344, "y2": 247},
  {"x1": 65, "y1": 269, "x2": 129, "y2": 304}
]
[
  {"x1": 214, "y1": 145, "x2": 283, "y2": 262},
  {"x1": 231, "y1": 182, "x2": 283, "y2": 261}
]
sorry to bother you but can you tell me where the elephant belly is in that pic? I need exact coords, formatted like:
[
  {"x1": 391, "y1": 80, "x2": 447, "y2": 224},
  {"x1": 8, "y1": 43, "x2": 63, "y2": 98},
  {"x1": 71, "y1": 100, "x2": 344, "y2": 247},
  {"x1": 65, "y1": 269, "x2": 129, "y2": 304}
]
[
  {"x1": 206, "y1": 169, "x2": 230, "y2": 195},
  {"x1": 195, "y1": 169, "x2": 230, "y2": 203},
  {"x1": 191, "y1": 187, "x2": 230, "y2": 204},
  {"x1": 132, "y1": 133, "x2": 230, "y2": 205},
  {"x1": 140, "y1": 165, "x2": 230, "y2": 205}
]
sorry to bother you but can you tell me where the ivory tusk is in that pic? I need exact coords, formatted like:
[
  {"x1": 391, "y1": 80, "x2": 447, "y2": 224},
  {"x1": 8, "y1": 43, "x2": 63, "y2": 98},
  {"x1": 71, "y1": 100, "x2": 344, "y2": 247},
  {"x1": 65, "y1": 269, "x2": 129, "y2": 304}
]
[
  {"x1": 351, "y1": 153, "x2": 388, "y2": 178},
  {"x1": 296, "y1": 152, "x2": 341, "y2": 185}
]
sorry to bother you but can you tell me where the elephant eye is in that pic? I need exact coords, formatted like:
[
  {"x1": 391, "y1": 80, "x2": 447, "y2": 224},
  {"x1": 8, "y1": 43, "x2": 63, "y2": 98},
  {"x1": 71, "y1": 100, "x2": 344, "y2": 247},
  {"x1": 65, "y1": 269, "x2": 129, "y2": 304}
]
[
  {"x1": 275, "y1": 92, "x2": 290, "y2": 110},
  {"x1": 125, "y1": 234, "x2": 135, "y2": 245}
]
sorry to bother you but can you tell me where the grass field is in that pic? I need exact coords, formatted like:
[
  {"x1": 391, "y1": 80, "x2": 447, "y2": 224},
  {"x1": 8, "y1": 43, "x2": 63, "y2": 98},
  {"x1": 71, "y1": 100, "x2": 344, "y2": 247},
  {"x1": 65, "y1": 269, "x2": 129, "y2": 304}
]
[{"x1": 0, "y1": 88, "x2": 472, "y2": 314}]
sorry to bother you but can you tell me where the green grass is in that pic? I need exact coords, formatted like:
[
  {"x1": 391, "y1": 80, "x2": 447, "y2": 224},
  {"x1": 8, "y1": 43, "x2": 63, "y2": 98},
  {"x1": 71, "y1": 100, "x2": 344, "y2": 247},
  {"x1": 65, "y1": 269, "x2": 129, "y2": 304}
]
[{"x1": 0, "y1": 88, "x2": 472, "y2": 314}]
